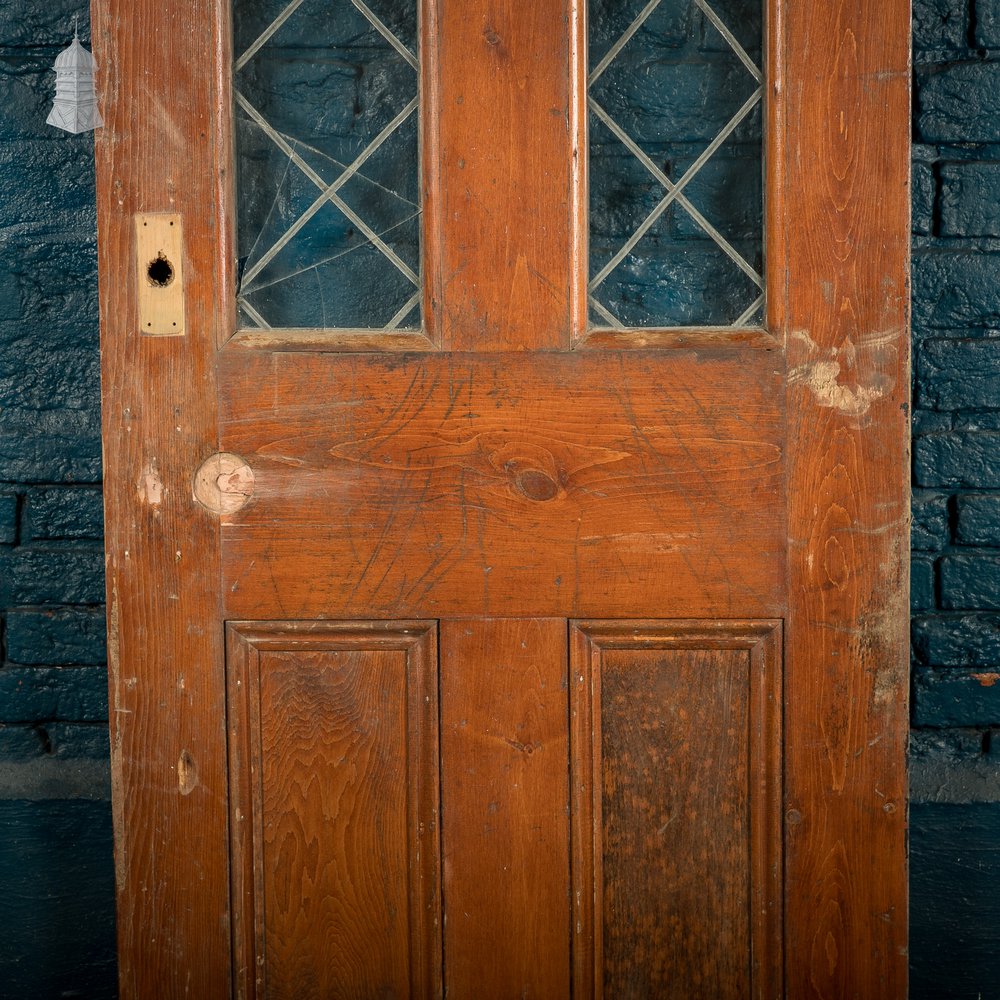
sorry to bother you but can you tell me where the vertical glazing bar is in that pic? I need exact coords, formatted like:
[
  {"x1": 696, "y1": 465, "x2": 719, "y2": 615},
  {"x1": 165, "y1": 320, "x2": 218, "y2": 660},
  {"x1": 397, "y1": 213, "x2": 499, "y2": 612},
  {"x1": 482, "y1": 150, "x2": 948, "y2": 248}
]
[{"x1": 427, "y1": 0, "x2": 577, "y2": 350}]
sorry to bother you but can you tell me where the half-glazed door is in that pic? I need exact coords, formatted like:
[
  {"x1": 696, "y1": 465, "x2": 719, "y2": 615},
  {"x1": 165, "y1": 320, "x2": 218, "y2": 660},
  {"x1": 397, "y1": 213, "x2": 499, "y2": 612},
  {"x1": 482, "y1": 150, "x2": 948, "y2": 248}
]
[{"x1": 93, "y1": 0, "x2": 910, "y2": 997}]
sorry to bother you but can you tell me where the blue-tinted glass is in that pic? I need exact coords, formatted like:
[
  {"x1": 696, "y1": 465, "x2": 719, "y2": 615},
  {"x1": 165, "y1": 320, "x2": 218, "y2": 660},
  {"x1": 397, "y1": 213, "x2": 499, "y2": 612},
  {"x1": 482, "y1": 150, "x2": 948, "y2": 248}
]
[
  {"x1": 233, "y1": 0, "x2": 421, "y2": 330},
  {"x1": 589, "y1": 0, "x2": 764, "y2": 328}
]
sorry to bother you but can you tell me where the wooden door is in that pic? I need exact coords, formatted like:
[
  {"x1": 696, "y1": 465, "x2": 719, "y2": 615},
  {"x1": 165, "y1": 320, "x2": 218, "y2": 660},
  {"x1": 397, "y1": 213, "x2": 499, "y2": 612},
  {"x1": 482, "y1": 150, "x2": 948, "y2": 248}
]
[{"x1": 92, "y1": 1, "x2": 910, "y2": 997}]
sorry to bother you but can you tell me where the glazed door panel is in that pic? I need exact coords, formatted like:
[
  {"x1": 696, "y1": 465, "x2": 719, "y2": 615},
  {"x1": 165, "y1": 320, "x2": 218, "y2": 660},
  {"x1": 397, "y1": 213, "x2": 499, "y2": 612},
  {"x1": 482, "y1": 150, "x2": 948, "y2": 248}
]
[{"x1": 92, "y1": 1, "x2": 910, "y2": 998}]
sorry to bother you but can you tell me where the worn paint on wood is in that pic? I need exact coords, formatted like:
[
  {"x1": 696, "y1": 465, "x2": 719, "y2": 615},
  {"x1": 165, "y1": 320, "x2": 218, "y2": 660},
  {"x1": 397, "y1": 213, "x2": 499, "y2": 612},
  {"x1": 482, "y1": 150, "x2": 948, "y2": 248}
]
[
  {"x1": 93, "y1": 0, "x2": 233, "y2": 995},
  {"x1": 780, "y1": 1, "x2": 911, "y2": 997},
  {"x1": 570, "y1": 620, "x2": 782, "y2": 1000}
]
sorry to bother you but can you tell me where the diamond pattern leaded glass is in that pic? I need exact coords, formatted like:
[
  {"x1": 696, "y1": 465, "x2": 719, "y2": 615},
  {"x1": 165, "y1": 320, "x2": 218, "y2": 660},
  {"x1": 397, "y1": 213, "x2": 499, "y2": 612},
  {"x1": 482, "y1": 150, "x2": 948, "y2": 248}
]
[
  {"x1": 589, "y1": 0, "x2": 764, "y2": 328},
  {"x1": 233, "y1": 0, "x2": 420, "y2": 330}
]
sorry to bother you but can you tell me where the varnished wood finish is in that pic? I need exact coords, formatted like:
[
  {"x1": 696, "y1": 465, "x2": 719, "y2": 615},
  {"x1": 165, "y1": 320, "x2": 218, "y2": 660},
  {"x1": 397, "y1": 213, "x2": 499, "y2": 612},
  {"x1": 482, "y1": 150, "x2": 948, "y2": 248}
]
[
  {"x1": 219, "y1": 349, "x2": 784, "y2": 620},
  {"x1": 226, "y1": 621, "x2": 441, "y2": 1000},
  {"x1": 780, "y1": 2, "x2": 910, "y2": 997},
  {"x1": 571, "y1": 621, "x2": 782, "y2": 1000},
  {"x1": 92, "y1": 0, "x2": 232, "y2": 995},
  {"x1": 227, "y1": 329, "x2": 437, "y2": 353},
  {"x1": 439, "y1": 619, "x2": 571, "y2": 997},
  {"x1": 425, "y1": 0, "x2": 581, "y2": 350},
  {"x1": 95, "y1": 0, "x2": 910, "y2": 992}
]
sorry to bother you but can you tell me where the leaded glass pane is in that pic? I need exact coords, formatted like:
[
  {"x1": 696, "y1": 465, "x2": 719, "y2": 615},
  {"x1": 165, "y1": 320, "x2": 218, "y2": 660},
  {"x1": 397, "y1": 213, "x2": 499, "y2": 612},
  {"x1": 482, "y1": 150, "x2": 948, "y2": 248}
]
[
  {"x1": 233, "y1": 0, "x2": 421, "y2": 330},
  {"x1": 589, "y1": 0, "x2": 764, "y2": 328}
]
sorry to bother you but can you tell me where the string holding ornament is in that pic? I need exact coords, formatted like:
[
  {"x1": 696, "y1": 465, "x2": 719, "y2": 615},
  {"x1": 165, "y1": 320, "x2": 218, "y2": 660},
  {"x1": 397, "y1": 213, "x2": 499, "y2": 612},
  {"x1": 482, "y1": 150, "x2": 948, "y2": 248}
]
[{"x1": 46, "y1": 18, "x2": 103, "y2": 134}]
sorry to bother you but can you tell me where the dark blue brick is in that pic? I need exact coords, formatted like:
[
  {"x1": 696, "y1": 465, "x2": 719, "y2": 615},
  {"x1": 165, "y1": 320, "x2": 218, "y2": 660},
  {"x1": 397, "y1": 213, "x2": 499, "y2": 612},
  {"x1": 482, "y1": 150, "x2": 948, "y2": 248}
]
[
  {"x1": 911, "y1": 803, "x2": 1000, "y2": 999},
  {"x1": 940, "y1": 163, "x2": 1000, "y2": 237},
  {"x1": 914, "y1": 432, "x2": 1000, "y2": 488},
  {"x1": 912, "y1": 491, "x2": 950, "y2": 550},
  {"x1": 0, "y1": 491, "x2": 17, "y2": 544},
  {"x1": 693, "y1": 0, "x2": 761, "y2": 54},
  {"x1": 23, "y1": 487, "x2": 103, "y2": 540},
  {"x1": 976, "y1": 0, "x2": 1000, "y2": 49},
  {"x1": 913, "y1": 554, "x2": 938, "y2": 612},
  {"x1": 912, "y1": 409, "x2": 952, "y2": 434},
  {"x1": 0, "y1": 140, "x2": 97, "y2": 225},
  {"x1": 912, "y1": 160, "x2": 936, "y2": 237},
  {"x1": 0, "y1": 666, "x2": 107, "y2": 723},
  {"x1": 591, "y1": 62, "x2": 762, "y2": 146},
  {"x1": 0, "y1": 334, "x2": 102, "y2": 481},
  {"x1": 0, "y1": 721, "x2": 108, "y2": 762},
  {"x1": 954, "y1": 411, "x2": 1000, "y2": 430},
  {"x1": 913, "y1": 251, "x2": 1000, "y2": 336},
  {"x1": 940, "y1": 555, "x2": 1000, "y2": 609},
  {"x1": 956, "y1": 494, "x2": 1000, "y2": 545},
  {"x1": 0, "y1": 52, "x2": 69, "y2": 143},
  {"x1": 913, "y1": 0, "x2": 969, "y2": 52},
  {"x1": 917, "y1": 337, "x2": 1000, "y2": 409},
  {"x1": 5, "y1": 607, "x2": 106, "y2": 666},
  {"x1": 0, "y1": 236, "x2": 98, "y2": 327},
  {"x1": 913, "y1": 613, "x2": 1000, "y2": 666},
  {"x1": 925, "y1": 429, "x2": 996, "y2": 486},
  {"x1": 0, "y1": 545, "x2": 104, "y2": 605},
  {"x1": 917, "y1": 63, "x2": 1000, "y2": 143},
  {"x1": 0, "y1": 5, "x2": 94, "y2": 47},
  {"x1": 912, "y1": 253, "x2": 1000, "y2": 329},
  {"x1": 0, "y1": 412, "x2": 101, "y2": 483},
  {"x1": 914, "y1": 667, "x2": 1000, "y2": 726},
  {"x1": 0, "y1": 800, "x2": 116, "y2": 1000}
]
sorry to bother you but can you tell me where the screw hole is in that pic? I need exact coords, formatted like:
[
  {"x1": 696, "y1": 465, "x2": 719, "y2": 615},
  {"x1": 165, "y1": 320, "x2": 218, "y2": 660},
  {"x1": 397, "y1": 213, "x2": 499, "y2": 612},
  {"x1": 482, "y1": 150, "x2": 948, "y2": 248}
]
[{"x1": 147, "y1": 254, "x2": 174, "y2": 287}]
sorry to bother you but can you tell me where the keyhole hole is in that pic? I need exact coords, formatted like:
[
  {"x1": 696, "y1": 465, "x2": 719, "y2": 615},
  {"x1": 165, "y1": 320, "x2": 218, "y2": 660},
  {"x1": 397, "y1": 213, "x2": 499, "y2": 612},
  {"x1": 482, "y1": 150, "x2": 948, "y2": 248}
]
[{"x1": 147, "y1": 254, "x2": 174, "y2": 287}]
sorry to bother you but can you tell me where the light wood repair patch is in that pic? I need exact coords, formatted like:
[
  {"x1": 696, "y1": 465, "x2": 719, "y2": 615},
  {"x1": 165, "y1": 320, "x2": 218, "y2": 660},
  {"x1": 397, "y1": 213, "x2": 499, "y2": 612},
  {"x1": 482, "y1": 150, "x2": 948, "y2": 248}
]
[{"x1": 135, "y1": 213, "x2": 184, "y2": 336}]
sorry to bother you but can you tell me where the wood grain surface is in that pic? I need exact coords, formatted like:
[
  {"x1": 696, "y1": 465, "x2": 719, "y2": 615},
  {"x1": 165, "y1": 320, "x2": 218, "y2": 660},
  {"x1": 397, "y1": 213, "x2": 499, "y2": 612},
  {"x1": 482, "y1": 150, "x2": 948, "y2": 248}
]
[
  {"x1": 439, "y1": 619, "x2": 571, "y2": 998},
  {"x1": 226, "y1": 622, "x2": 441, "y2": 1000},
  {"x1": 779, "y1": 2, "x2": 911, "y2": 997},
  {"x1": 570, "y1": 621, "x2": 782, "y2": 1000},
  {"x1": 92, "y1": 0, "x2": 233, "y2": 995},
  {"x1": 93, "y1": 0, "x2": 910, "y2": 993},
  {"x1": 424, "y1": 0, "x2": 583, "y2": 350},
  {"x1": 219, "y1": 348, "x2": 785, "y2": 621}
]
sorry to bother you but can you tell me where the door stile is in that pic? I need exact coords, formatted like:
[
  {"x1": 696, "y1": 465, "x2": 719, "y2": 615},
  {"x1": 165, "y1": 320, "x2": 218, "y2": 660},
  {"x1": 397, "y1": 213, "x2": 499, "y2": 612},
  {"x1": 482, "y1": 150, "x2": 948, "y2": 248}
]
[
  {"x1": 92, "y1": 0, "x2": 234, "y2": 996},
  {"x1": 781, "y1": 2, "x2": 910, "y2": 997}
]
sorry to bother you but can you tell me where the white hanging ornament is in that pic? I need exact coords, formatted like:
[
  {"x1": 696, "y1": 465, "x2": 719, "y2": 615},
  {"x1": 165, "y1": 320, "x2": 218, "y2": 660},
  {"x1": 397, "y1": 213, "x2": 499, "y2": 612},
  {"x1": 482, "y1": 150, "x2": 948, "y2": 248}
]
[{"x1": 46, "y1": 26, "x2": 103, "y2": 134}]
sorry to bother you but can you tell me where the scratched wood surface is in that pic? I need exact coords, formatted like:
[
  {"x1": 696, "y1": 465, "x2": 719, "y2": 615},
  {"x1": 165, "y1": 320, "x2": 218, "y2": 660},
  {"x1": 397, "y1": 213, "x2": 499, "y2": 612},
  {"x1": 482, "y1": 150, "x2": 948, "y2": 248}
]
[
  {"x1": 94, "y1": 0, "x2": 910, "y2": 993},
  {"x1": 570, "y1": 621, "x2": 782, "y2": 1000},
  {"x1": 226, "y1": 622, "x2": 441, "y2": 1000},
  {"x1": 439, "y1": 619, "x2": 571, "y2": 997},
  {"x1": 424, "y1": 0, "x2": 583, "y2": 350},
  {"x1": 219, "y1": 348, "x2": 785, "y2": 621},
  {"x1": 91, "y1": 0, "x2": 233, "y2": 996},
  {"x1": 780, "y1": 1, "x2": 911, "y2": 997}
]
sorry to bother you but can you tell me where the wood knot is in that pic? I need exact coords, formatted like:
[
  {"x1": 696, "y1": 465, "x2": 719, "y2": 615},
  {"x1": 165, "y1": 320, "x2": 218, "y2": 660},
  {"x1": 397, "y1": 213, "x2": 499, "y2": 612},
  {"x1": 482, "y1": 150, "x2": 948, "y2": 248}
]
[
  {"x1": 193, "y1": 452, "x2": 255, "y2": 515},
  {"x1": 515, "y1": 468, "x2": 558, "y2": 502}
]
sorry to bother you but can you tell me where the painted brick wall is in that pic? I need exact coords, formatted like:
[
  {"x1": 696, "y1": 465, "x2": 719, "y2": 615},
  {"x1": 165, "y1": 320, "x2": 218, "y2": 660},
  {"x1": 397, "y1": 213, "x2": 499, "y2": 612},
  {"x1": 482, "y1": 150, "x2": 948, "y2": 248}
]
[
  {"x1": 910, "y1": 1, "x2": 1000, "y2": 996},
  {"x1": 2, "y1": 1, "x2": 1000, "y2": 997},
  {"x1": 0, "y1": 4, "x2": 116, "y2": 996}
]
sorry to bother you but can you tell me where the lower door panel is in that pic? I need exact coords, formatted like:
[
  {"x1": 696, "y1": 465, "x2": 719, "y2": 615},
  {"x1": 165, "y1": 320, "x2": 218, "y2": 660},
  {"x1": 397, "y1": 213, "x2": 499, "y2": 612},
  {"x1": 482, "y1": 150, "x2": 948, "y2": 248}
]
[{"x1": 226, "y1": 618, "x2": 782, "y2": 1000}]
